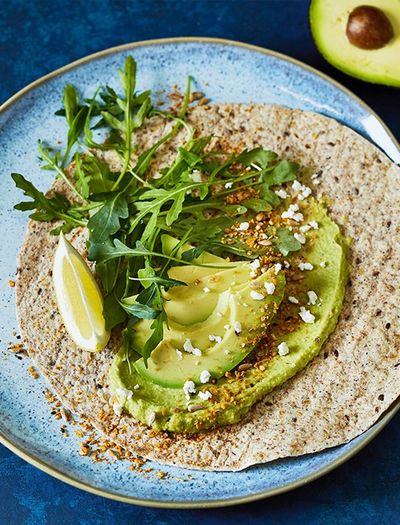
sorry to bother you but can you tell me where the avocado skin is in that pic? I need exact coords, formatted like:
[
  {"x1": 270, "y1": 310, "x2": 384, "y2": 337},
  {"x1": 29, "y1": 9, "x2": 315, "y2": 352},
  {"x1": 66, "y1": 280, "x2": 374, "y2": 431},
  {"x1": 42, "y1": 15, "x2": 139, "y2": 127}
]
[{"x1": 310, "y1": 0, "x2": 400, "y2": 87}]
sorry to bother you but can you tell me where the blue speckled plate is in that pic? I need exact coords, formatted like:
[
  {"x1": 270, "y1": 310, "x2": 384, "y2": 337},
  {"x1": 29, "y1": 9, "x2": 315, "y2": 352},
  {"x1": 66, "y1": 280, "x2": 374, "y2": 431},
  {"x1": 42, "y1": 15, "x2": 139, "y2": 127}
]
[{"x1": 1, "y1": 38, "x2": 399, "y2": 508}]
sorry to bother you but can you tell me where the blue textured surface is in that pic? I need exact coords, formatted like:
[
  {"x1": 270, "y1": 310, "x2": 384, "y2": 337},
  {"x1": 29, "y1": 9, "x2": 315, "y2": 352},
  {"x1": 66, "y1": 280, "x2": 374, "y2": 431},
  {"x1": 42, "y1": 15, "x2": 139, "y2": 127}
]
[{"x1": 0, "y1": 1, "x2": 399, "y2": 523}]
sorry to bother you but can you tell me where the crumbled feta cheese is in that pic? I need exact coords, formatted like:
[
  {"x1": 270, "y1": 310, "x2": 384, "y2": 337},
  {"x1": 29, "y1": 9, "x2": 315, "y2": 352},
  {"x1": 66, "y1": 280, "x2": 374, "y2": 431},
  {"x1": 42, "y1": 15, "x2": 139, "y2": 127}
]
[
  {"x1": 224, "y1": 349, "x2": 231, "y2": 355},
  {"x1": 319, "y1": 261, "x2": 327, "y2": 268},
  {"x1": 299, "y1": 306, "x2": 315, "y2": 323},
  {"x1": 190, "y1": 170, "x2": 202, "y2": 182},
  {"x1": 298, "y1": 186, "x2": 312, "y2": 200},
  {"x1": 116, "y1": 387, "x2": 133, "y2": 400},
  {"x1": 239, "y1": 221, "x2": 250, "y2": 231},
  {"x1": 307, "y1": 290, "x2": 318, "y2": 305},
  {"x1": 288, "y1": 296, "x2": 299, "y2": 304},
  {"x1": 309, "y1": 221, "x2": 319, "y2": 229},
  {"x1": 264, "y1": 282, "x2": 275, "y2": 295},
  {"x1": 292, "y1": 212, "x2": 304, "y2": 222},
  {"x1": 198, "y1": 390, "x2": 212, "y2": 401},
  {"x1": 176, "y1": 349, "x2": 183, "y2": 360},
  {"x1": 234, "y1": 321, "x2": 242, "y2": 334},
  {"x1": 250, "y1": 258, "x2": 261, "y2": 271},
  {"x1": 294, "y1": 232, "x2": 306, "y2": 244},
  {"x1": 275, "y1": 188, "x2": 288, "y2": 199},
  {"x1": 224, "y1": 181, "x2": 233, "y2": 189},
  {"x1": 224, "y1": 324, "x2": 230, "y2": 330},
  {"x1": 242, "y1": 302, "x2": 249, "y2": 307},
  {"x1": 277, "y1": 342, "x2": 290, "y2": 356},
  {"x1": 203, "y1": 287, "x2": 211, "y2": 293},
  {"x1": 133, "y1": 384, "x2": 140, "y2": 390},
  {"x1": 183, "y1": 339, "x2": 202, "y2": 356},
  {"x1": 209, "y1": 334, "x2": 222, "y2": 344},
  {"x1": 183, "y1": 380, "x2": 196, "y2": 399},
  {"x1": 113, "y1": 402, "x2": 123, "y2": 416},
  {"x1": 292, "y1": 180, "x2": 302, "y2": 191},
  {"x1": 284, "y1": 260, "x2": 290, "y2": 268},
  {"x1": 147, "y1": 411, "x2": 156, "y2": 425},
  {"x1": 300, "y1": 224, "x2": 311, "y2": 233},
  {"x1": 274, "y1": 263, "x2": 282, "y2": 274},
  {"x1": 200, "y1": 370, "x2": 211, "y2": 384},
  {"x1": 250, "y1": 291, "x2": 265, "y2": 300},
  {"x1": 298, "y1": 262, "x2": 314, "y2": 271}
]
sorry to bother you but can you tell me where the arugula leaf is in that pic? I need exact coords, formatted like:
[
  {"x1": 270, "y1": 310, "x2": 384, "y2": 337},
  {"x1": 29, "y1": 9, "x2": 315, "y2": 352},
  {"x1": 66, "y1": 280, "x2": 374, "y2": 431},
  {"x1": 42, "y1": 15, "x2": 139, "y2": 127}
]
[
  {"x1": 63, "y1": 84, "x2": 80, "y2": 126},
  {"x1": 119, "y1": 299, "x2": 158, "y2": 319},
  {"x1": 241, "y1": 198, "x2": 272, "y2": 213},
  {"x1": 234, "y1": 148, "x2": 278, "y2": 169},
  {"x1": 273, "y1": 227, "x2": 302, "y2": 256},
  {"x1": 87, "y1": 192, "x2": 128, "y2": 243},
  {"x1": 265, "y1": 159, "x2": 299, "y2": 185},
  {"x1": 141, "y1": 312, "x2": 165, "y2": 365}
]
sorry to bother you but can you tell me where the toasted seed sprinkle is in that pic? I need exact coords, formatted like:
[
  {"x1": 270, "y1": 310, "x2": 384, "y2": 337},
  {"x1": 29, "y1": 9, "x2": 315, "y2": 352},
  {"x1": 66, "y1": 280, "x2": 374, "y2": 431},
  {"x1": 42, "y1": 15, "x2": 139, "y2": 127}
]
[
  {"x1": 250, "y1": 290, "x2": 265, "y2": 300},
  {"x1": 147, "y1": 411, "x2": 156, "y2": 425},
  {"x1": 187, "y1": 404, "x2": 204, "y2": 413},
  {"x1": 238, "y1": 363, "x2": 253, "y2": 372},
  {"x1": 277, "y1": 342, "x2": 290, "y2": 356},
  {"x1": 27, "y1": 366, "x2": 39, "y2": 379},
  {"x1": 8, "y1": 280, "x2": 15, "y2": 288},
  {"x1": 156, "y1": 471, "x2": 167, "y2": 480},
  {"x1": 288, "y1": 296, "x2": 299, "y2": 304}
]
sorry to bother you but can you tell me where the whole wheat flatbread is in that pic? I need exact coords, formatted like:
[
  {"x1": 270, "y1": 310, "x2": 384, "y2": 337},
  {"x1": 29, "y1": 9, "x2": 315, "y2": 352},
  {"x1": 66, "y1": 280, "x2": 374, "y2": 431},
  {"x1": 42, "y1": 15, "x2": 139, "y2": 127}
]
[{"x1": 16, "y1": 104, "x2": 400, "y2": 471}]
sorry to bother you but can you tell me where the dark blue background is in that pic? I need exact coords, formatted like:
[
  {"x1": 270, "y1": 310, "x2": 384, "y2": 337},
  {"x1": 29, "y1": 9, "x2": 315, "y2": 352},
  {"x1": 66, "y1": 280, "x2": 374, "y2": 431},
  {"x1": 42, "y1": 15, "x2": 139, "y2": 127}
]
[{"x1": 1, "y1": 1, "x2": 399, "y2": 524}]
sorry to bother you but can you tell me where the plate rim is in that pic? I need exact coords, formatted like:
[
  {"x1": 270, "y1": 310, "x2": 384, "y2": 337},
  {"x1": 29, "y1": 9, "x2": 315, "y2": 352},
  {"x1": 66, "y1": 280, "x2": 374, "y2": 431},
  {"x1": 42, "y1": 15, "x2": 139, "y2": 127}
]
[{"x1": 1, "y1": 36, "x2": 399, "y2": 509}]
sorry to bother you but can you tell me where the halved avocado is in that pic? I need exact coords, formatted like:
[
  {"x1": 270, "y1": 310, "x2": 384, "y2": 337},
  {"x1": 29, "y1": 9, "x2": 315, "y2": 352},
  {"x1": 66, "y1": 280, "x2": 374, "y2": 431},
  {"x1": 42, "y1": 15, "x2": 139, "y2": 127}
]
[{"x1": 310, "y1": 0, "x2": 400, "y2": 87}]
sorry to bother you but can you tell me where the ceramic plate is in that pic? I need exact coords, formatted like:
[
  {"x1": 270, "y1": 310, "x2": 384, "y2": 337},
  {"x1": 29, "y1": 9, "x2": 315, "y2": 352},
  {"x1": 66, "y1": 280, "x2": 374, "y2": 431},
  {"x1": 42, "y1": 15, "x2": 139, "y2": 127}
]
[{"x1": 1, "y1": 38, "x2": 399, "y2": 508}]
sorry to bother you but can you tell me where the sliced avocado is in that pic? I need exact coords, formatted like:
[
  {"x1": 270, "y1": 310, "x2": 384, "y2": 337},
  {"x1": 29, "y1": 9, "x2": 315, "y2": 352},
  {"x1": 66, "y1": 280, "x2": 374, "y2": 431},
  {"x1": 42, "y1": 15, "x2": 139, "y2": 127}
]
[
  {"x1": 310, "y1": 0, "x2": 400, "y2": 87},
  {"x1": 133, "y1": 266, "x2": 285, "y2": 388}
]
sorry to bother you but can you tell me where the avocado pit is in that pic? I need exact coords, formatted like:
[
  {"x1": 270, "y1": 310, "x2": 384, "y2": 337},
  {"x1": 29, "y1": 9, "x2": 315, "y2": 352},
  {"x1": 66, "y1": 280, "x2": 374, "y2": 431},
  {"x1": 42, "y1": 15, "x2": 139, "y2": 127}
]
[{"x1": 346, "y1": 5, "x2": 394, "y2": 50}]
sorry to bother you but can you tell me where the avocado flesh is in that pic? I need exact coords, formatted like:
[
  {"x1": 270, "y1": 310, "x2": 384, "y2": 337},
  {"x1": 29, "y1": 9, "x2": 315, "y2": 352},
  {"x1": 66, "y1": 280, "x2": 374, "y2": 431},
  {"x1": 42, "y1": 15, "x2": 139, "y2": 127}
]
[
  {"x1": 310, "y1": 0, "x2": 400, "y2": 86},
  {"x1": 109, "y1": 198, "x2": 349, "y2": 433},
  {"x1": 133, "y1": 265, "x2": 285, "y2": 388}
]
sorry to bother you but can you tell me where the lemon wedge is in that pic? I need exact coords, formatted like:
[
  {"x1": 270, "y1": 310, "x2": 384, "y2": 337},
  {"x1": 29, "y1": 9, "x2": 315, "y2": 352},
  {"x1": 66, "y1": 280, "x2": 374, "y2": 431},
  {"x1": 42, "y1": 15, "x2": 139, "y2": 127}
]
[{"x1": 53, "y1": 233, "x2": 110, "y2": 352}]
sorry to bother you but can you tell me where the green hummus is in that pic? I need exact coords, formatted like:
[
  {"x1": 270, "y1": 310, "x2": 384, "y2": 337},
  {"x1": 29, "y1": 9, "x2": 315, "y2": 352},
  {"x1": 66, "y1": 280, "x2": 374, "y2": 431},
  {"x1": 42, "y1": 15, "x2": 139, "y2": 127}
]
[{"x1": 110, "y1": 197, "x2": 349, "y2": 432}]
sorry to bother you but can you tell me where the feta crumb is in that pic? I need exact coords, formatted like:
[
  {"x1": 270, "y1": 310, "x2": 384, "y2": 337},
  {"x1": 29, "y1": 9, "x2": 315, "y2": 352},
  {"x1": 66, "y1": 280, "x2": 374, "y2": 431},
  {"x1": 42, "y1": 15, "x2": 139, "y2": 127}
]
[
  {"x1": 209, "y1": 334, "x2": 222, "y2": 344},
  {"x1": 292, "y1": 180, "x2": 302, "y2": 191},
  {"x1": 200, "y1": 370, "x2": 211, "y2": 384},
  {"x1": 264, "y1": 282, "x2": 275, "y2": 295},
  {"x1": 250, "y1": 290, "x2": 265, "y2": 300},
  {"x1": 133, "y1": 384, "x2": 140, "y2": 390},
  {"x1": 113, "y1": 402, "x2": 123, "y2": 416},
  {"x1": 183, "y1": 339, "x2": 202, "y2": 356},
  {"x1": 292, "y1": 212, "x2": 304, "y2": 222},
  {"x1": 284, "y1": 260, "x2": 290, "y2": 268},
  {"x1": 277, "y1": 342, "x2": 290, "y2": 356},
  {"x1": 298, "y1": 262, "x2": 314, "y2": 271},
  {"x1": 298, "y1": 186, "x2": 312, "y2": 200},
  {"x1": 250, "y1": 258, "x2": 261, "y2": 271},
  {"x1": 116, "y1": 387, "x2": 133, "y2": 400},
  {"x1": 190, "y1": 170, "x2": 202, "y2": 182},
  {"x1": 224, "y1": 181, "x2": 233, "y2": 189},
  {"x1": 242, "y1": 302, "x2": 249, "y2": 307},
  {"x1": 274, "y1": 263, "x2": 282, "y2": 274},
  {"x1": 224, "y1": 324, "x2": 230, "y2": 330},
  {"x1": 239, "y1": 221, "x2": 250, "y2": 231},
  {"x1": 309, "y1": 220, "x2": 319, "y2": 229},
  {"x1": 320, "y1": 261, "x2": 327, "y2": 268},
  {"x1": 300, "y1": 224, "x2": 311, "y2": 233},
  {"x1": 299, "y1": 306, "x2": 315, "y2": 323},
  {"x1": 224, "y1": 349, "x2": 231, "y2": 355},
  {"x1": 198, "y1": 390, "x2": 212, "y2": 401},
  {"x1": 147, "y1": 411, "x2": 156, "y2": 425},
  {"x1": 176, "y1": 349, "x2": 183, "y2": 360},
  {"x1": 203, "y1": 287, "x2": 211, "y2": 293},
  {"x1": 288, "y1": 296, "x2": 299, "y2": 304},
  {"x1": 307, "y1": 290, "x2": 318, "y2": 305},
  {"x1": 183, "y1": 380, "x2": 196, "y2": 399},
  {"x1": 234, "y1": 321, "x2": 242, "y2": 334},
  {"x1": 294, "y1": 232, "x2": 306, "y2": 244},
  {"x1": 275, "y1": 188, "x2": 288, "y2": 199}
]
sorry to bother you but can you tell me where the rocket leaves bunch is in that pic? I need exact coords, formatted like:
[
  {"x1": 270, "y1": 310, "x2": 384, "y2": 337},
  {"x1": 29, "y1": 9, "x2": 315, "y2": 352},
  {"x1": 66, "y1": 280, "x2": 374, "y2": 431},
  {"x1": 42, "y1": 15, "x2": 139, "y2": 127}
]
[{"x1": 12, "y1": 56, "x2": 301, "y2": 364}]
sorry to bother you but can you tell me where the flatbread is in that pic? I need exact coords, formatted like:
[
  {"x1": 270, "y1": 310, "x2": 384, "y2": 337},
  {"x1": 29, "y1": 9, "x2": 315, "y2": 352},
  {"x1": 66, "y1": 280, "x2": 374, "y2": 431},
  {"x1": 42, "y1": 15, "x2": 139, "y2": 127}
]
[{"x1": 16, "y1": 104, "x2": 400, "y2": 471}]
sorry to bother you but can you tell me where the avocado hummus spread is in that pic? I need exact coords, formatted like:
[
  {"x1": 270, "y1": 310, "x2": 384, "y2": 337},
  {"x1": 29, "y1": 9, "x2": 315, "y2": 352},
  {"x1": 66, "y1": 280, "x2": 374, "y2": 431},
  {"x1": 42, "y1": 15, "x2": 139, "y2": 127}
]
[{"x1": 110, "y1": 196, "x2": 348, "y2": 432}]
